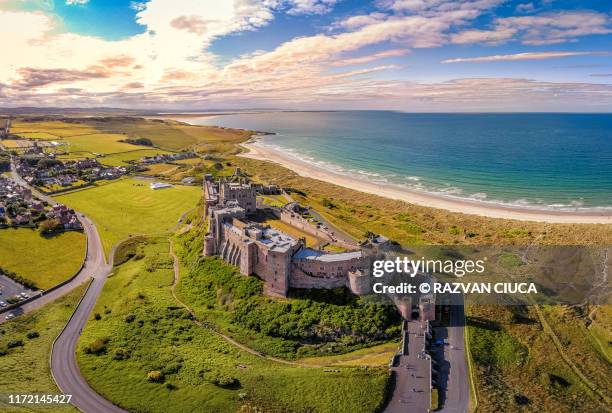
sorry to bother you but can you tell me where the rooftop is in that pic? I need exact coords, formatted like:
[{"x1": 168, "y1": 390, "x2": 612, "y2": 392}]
[{"x1": 293, "y1": 247, "x2": 362, "y2": 262}]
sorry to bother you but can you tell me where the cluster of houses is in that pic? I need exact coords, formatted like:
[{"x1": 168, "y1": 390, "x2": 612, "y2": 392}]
[
  {"x1": 139, "y1": 151, "x2": 197, "y2": 165},
  {"x1": 15, "y1": 156, "x2": 128, "y2": 190},
  {"x1": 0, "y1": 175, "x2": 79, "y2": 230}
]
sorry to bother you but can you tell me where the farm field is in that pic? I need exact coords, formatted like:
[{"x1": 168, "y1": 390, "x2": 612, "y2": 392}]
[
  {"x1": 62, "y1": 133, "x2": 139, "y2": 154},
  {"x1": 10, "y1": 120, "x2": 98, "y2": 137},
  {"x1": 56, "y1": 178, "x2": 201, "y2": 255},
  {"x1": 83, "y1": 118, "x2": 253, "y2": 152},
  {"x1": 0, "y1": 284, "x2": 85, "y2": 413},
  {"x1": 0, "y1": 228, "x2": 86, "y2": 289},
  {"x1": 77, "y1": 239, "x2": 389, "y2": 413}
]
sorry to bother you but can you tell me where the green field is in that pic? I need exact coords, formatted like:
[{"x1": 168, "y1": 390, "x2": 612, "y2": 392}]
[
  {"x1": 56, "y1": 178, "x2": 201, "y2": 255},
  {"x1": 98, "y1": 149, "x2": 173, "y2": 166},
  {"x1": 62, "y1": 133, "x2": 139, "y2": 155},
  {"x1": 10, "y1": 121, "x2": 98, "y2": 137},
  {"x1": 83, "y1": 118, "x2": 253, "y2": 152},
  {"x1": 0, "y1": 284, "x2": 85, "y2": 413},
  {"x1": 12, "y1": 132, "x2": 60, "y2": 140},
  {"x1": 0, "y1": 228, "x2": 86, "y2": 290},
  {"x1": 77, "y1": 239, "x2": 389, "y2": 413}
]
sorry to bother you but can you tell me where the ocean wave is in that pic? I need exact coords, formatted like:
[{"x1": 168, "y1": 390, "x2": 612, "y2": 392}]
[{"x1": 253, "y1": 139, "x2": 612, "y2": 213}]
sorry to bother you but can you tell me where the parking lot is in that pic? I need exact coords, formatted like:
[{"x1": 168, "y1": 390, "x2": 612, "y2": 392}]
[{"x1": 0, "y1": 274, "x2": 37, "y2": 311}]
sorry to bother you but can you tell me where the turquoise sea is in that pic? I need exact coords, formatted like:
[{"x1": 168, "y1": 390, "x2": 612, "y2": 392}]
[{"x1": 187, "y1": 112, "x2": 612, "y2": 211}]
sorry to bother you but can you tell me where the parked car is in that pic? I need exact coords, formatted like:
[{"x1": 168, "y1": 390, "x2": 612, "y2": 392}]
[
  {"x1": 5, "y1": 312, "x2": 15, "y2": 320},
  {"x1": 0, "y1": 301, "x2": 7, "y2": 307}
]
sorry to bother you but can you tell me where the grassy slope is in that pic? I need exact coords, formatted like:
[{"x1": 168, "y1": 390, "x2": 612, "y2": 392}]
[
  {"x1": 77, "y1": 239, "x2": 389, "y2": 413},
  {"x1": 0, "y1": 228, "x2": 86, "y2": 289},
  {"x1": 0, "y1": 284, "x2": 86, "y2": 413},
  {"x1": 467, "y1": 305, "x2": 606, "y2": 412},
  {"x1": 56, "y1": 178, "x2": 200, "y2": 255},
  {"x1": 82, "y1": 118, "x2": 253, "y2": 152}
]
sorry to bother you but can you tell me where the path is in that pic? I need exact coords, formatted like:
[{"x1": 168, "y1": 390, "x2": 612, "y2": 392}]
[
  {"x1": 168, "y1": 242, "x2": 315, "y2": 367},
  {"x1": 384, "y1": 320, "x2": 432, "y2": 413}
]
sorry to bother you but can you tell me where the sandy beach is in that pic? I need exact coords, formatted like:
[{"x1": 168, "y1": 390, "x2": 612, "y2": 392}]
[{"x1": 239, "y1": 139, "x2": 612, "y2": 224}]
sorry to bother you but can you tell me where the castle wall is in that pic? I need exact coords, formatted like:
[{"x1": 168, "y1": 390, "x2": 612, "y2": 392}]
[{"x1": 292, "y1": 254, "x2": 369, "y2": 278}]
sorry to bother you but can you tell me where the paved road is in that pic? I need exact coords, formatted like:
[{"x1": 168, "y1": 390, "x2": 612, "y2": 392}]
[
  {"x1": 437, "y1": 297, "x2": 470, "y2": 413},
  {"x1": 384, "y1": 320, "x2": 432, "y2": 413},
  {"x1": 50, "y1": 254, "x2": 127, "y2": 413},
  {"x1": 5, "y1": 158, "x2": 127, "y2": 412}
]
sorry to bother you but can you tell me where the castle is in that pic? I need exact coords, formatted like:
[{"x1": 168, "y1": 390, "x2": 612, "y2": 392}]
[{"x1": 203, "y1": 175, "x2": 388, "y2": 297}]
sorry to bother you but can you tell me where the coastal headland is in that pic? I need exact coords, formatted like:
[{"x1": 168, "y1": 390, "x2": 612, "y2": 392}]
[{"x1": 240, "y1": 139, "x2": 612, "y2": 224}]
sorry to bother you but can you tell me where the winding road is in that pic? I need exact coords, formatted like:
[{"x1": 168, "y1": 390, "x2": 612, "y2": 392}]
[{"x1": 7, "y1": 157, "x2": 128, "y2": 412}]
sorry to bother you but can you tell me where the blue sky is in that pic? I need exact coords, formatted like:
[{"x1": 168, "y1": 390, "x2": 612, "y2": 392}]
[{"x1": 1, "y1": 0, "x2": 611, "y2": 110}]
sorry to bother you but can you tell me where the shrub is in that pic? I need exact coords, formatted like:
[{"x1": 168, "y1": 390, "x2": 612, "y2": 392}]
[
  {"x1": 113, "y1": 348, "x2": 130, "y2": 361},
  {"x1": 125, "y1": 314, "x2": 136, "y2": 323},
  {"x1": 7, "y1": 339, "x2": 24, "y2": 348},
  {"x1": 39, "y1": 218, "x2": 63, "y2": 235},
  {"x1": 165, "y1": 383, "x2": 177, "y2": 390},
  {"x1": 147, "y1": 370, "x2": 165, "y2": 383},
  {"x1": 94, "y1": 313, "x2": 102, "y2": 320},
  {"x1": 26, "y1": 331, "x2": 40, "y2": 339},
  {"x1": 84, "y1": 337, "x2": 109, "y2": 355}
]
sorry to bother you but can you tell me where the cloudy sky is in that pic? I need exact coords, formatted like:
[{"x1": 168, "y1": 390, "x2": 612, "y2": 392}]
[{"x1": 1, "y1": 0, "x2": 611, "y2": 111}]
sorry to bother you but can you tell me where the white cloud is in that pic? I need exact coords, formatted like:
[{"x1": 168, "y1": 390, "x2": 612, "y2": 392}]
[
  {"x1": 282, "y1": 0, "x2": 339, "y2": 15},
  {"x1": 65, "y1": 0, "x2": 89, "y2": 5},
  {"x1": 441, "y1": 51, "x2": 599, "y2": 64},
  {"x1": 453, "y1": 11, "x2": 612, "y2": 45}
]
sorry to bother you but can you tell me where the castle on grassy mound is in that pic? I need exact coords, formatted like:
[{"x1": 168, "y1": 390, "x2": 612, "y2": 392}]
[{"x1": 203, "y1": 175, "x2": 389, "y2": 297}]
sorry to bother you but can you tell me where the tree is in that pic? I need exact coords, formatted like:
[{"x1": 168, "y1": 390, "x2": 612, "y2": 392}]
[{"x1": 39, "y1": 218, "x2": 62, "y2": 235}]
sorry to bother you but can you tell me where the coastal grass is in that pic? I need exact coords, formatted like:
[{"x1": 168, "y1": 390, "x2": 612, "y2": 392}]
[
  {"x1": 55, "y1": 178, "x2": 200, "y2": 255},
  {"x1": 233, "y1": 155, "x2": 612, "y2": 246},
  {"x1": 0, "y1": 284, "x2": 86, "y2": 413},
  {"x1": 77, "y1": 238, "x2": 389, "y2": 413},
  {"x1": 466, "y1": 304, "x2": 605, "y2": 412},
  {"x1": 0, "y1": 228, "x2": 86, "y2": 290}
]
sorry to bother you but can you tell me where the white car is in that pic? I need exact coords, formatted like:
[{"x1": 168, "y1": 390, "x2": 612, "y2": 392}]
[
  {"x1": 0, "y1": 301, "x2": 7, "y2": 307},
  {"x1": 5, "y1": 312, "x2": 15, "y2": 320},
  {"x1": 20, "y1": 292, "x2": 29, "y2": 299}
]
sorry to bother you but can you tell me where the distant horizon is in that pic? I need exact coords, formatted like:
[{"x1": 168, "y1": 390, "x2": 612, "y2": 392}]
[{"x1": 3, "y1": 107, "x2": 612, "y2": 115}]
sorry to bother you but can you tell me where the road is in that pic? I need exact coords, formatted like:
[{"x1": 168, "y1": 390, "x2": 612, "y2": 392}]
[
  {"x1": 384, "y1": 320, "x2": 432, "y2": 413},
  {"x1": 5, "y1": 157, "x2": 127, "y2": 412},
  {"x1": 50, "y1": 254, "x2": 127, "y2": 413},
  {"x1": 436, "y1": 297, "x2": 470, "y2": 413},
  {"x1": 0, "y1": 159, "x2": 103, "y2": 320}
]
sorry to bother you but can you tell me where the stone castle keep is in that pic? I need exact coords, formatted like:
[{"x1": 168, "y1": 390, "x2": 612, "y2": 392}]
[{"x1": 203, "y1": 176, "x2": 388, "y2": 297}]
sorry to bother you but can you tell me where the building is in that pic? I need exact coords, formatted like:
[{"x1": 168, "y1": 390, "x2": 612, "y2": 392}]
[{"x1": 203, "y1": 177, "x2": 390, "y2": 297}]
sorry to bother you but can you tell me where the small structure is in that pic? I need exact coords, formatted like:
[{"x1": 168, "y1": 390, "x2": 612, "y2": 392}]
[{"x1": 150, "y1": 182, "x2": 172, "y2": 190}]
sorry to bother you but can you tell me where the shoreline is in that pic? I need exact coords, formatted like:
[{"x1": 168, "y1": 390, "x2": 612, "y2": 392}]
[{"x1": 239, "y1": 139, "x2": 612, "y2": 224}]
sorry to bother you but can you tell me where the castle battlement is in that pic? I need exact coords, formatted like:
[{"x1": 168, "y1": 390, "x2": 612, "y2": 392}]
[{"x1": 202, "y1": 178, "x2": 383, "y2": 297}]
